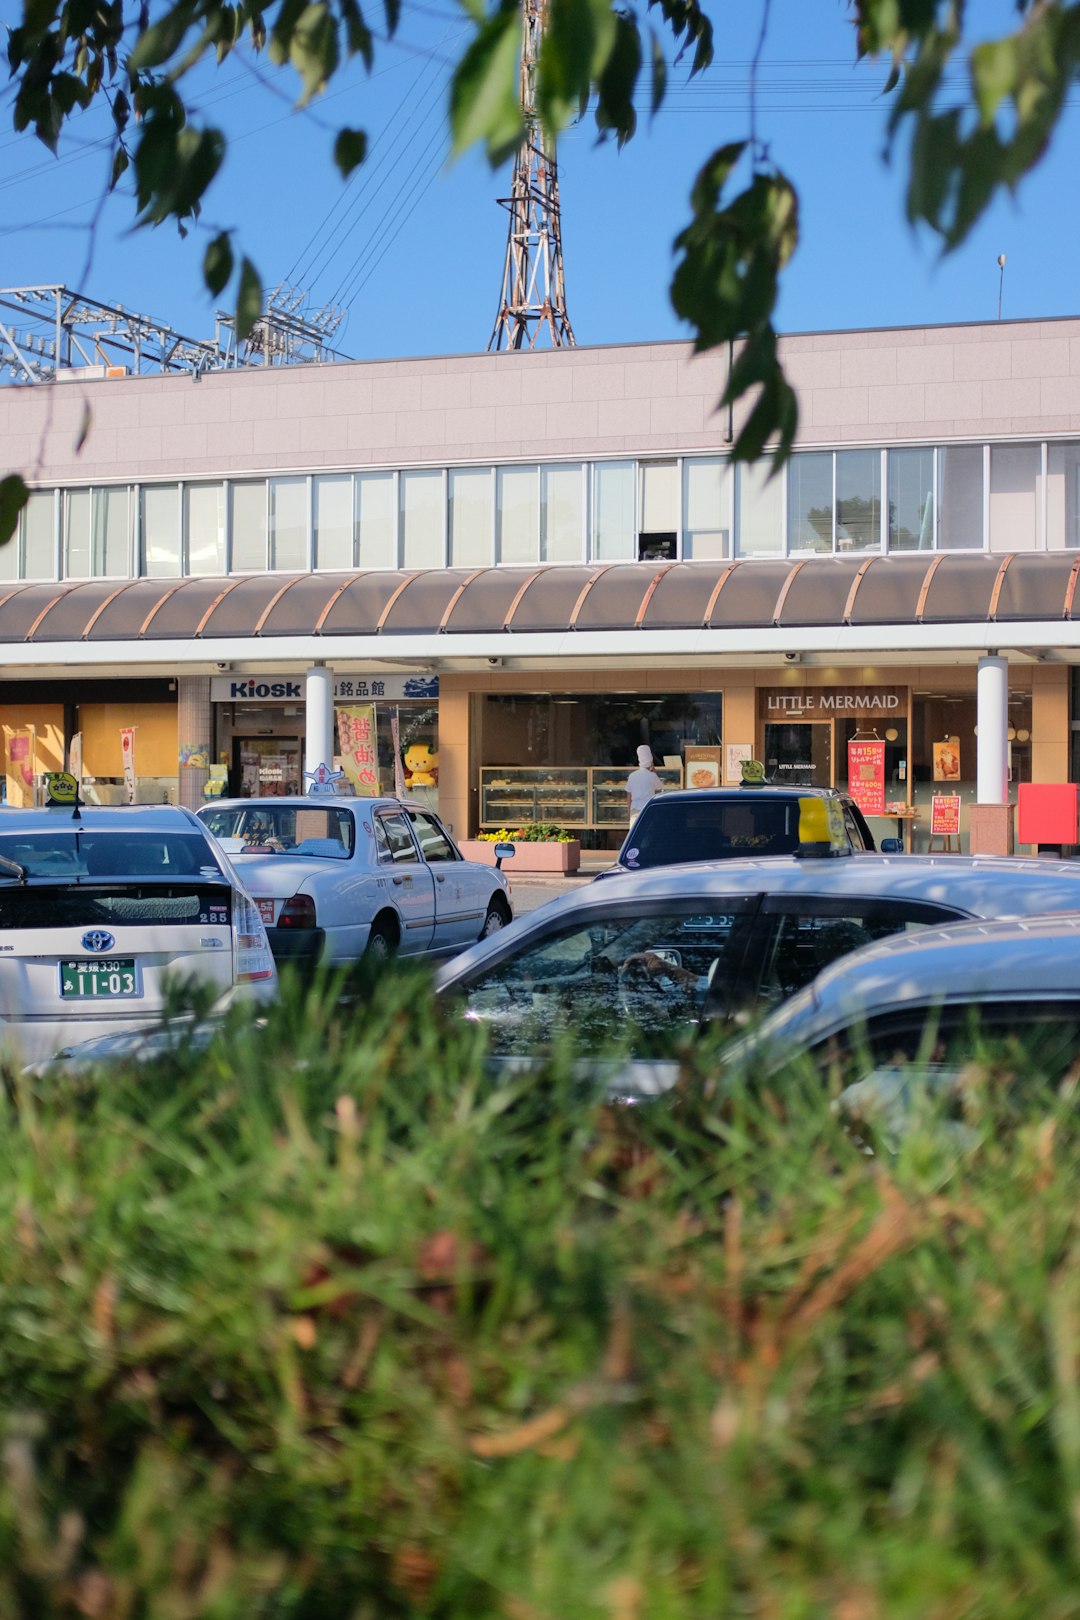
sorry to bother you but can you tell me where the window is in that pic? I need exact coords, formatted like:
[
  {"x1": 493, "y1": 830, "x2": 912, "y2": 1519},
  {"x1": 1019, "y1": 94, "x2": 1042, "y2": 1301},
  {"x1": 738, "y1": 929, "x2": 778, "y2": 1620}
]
[
  {"x1": 230, "y1": 481, "x2": 267, "y2": 572},
  {"x1": 1047, "y1": 442, "x2": 1080, "y2": 551},
  {"x1": 400, "y1": 470, "x2": 443, "y2": 568},
  {"x1": 683, "y1": 458, "x2": 732, "y2": 560},
  {"x1": 407, "y1": 809, "x2": 457, "y2": 862},
  {"x1": 888, "y1": 448, "x2": 934, "y2": 550},
  {"x1": 186, "y1": 482, "x2": 227, "y2": 575},
  {"x1": 788, "y1": 452, "x2": 833, "y2": 553},
  {"x1": 269, "y1": 478, "x2": 308, "y2": 570},
  {"x1": 592, "y1": 461, "x2": 635, "y2": 560},
  {"x1": 357, "y1": 473, "x2": 395, "y2": 568},
  {"x1": 496, "y1": 466, "x2": 538, "y2": 565},
  {"x1": 835, "y1": 449, "x2": 881, "y2": 550},
  {"x1": 937, "y1": 445, "x2": 983, "y2": 550},
  {"x1": 638, "y1": 461, "x2": 678, "y2": 559},
  {"x1": 142, "y1": 484, "x2": 181, "y2": 577},
  {"x1": 736, "y1": 457, "x2": 783, "y2": 555},
  {"x1": 541, "y1": 464, "x2": 583, "y2": 562},
  {"x1": 64, "y1": 487, "x2": 130, "y2": 578},
  {"x1": 989, "y1": 443, "x2": 1040, "y2": 553},
  {"x1": 314, "y1": 475, "x2": 355, "y2": 570},
  {"x1": 375, "y1": 811, "x2": 419, "y2": 863},
  {"x1": 756, "y1": 900, "x2": 957, "y2": 1007},
  {"x1": 449, "y1": 468, "x2": 493, "y2": 567},
  {"x1": 4, "y1": 489, "x2": 54, "y2": 581}
]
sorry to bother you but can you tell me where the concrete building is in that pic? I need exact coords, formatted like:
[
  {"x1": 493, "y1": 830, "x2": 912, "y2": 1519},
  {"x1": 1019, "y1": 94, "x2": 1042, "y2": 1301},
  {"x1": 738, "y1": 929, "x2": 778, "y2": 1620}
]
[{"x1": 4, "y1": 313, "x2": 1080, "y2": 852}]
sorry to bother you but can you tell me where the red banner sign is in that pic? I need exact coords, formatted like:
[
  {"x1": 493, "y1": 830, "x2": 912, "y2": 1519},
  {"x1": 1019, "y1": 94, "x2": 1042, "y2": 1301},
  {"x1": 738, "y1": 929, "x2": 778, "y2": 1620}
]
[
  {"x1": 846, "y1": 739, "x2": 886, "y2": 817},
  {"x1": 931, "y1": 795, "x2": 962, "y2": 836}
]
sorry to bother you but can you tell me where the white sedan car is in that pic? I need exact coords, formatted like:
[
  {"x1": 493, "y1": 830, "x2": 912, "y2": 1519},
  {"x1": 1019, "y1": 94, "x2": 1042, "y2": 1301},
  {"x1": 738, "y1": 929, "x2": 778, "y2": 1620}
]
[
  {"x1": 0, "y1": 803, "x2": 276, "y2": 1064},
  {"x1": 198, "y1": 795, "x2": 513, "y2": 969}
]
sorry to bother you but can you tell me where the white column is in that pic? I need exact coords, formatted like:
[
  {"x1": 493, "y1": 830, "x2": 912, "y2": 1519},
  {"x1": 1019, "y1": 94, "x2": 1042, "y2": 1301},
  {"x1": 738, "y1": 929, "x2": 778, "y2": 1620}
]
[
  {"x1": 977, "y1": 653, "x2": 1009, "y2": 805},
  {"x1": 304, "y1": 663, "x2": 334, "y2": 780}
]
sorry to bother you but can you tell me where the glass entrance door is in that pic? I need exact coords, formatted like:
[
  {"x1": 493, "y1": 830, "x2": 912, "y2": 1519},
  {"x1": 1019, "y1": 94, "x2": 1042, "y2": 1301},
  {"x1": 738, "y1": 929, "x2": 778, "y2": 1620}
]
[
  {"x1": 763, "y1": 722, "x2": 833, "y2": 787},
  {"x1": 234, "y1": 736, "x2": 302, "y2": 797}
]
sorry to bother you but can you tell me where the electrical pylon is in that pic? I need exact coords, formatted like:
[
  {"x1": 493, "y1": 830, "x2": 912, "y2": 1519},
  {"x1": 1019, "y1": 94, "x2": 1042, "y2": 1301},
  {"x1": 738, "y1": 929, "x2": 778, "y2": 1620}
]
[{"x1": 488, "y1": 0, "x2": 575, "y2": 351}]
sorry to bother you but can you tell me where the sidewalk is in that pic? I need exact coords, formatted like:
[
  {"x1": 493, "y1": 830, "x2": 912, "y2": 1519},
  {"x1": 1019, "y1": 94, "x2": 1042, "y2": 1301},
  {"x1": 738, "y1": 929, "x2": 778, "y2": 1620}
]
[{"x1": 506, "y1": 850, "x2": 611, "y2": 914}]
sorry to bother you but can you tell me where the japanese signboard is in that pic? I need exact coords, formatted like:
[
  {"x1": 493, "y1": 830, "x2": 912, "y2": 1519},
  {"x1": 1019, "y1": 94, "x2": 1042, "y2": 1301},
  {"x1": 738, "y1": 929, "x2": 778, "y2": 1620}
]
[
  {"x1": 846, "y1": 739, "x2": 886, "y2": 817},
  {"x1": 120, "y1": 727, "x2": 136, "y2": 804},
  {"x1": 336, "y1": 704, "x2": 379, "y2": 797},
  {"x1": 930, "y1": 795, "x2": 962, "y2": 837}
]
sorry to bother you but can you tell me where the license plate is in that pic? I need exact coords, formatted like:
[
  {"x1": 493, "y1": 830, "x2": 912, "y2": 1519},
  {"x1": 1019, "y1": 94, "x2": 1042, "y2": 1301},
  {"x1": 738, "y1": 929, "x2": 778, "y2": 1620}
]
[
  {"x1": 256, "y1": 899, "x2": 275, "y2": 923},
  {"x1": 60, "y1": 959, "x2": 139, "y2": 999}
]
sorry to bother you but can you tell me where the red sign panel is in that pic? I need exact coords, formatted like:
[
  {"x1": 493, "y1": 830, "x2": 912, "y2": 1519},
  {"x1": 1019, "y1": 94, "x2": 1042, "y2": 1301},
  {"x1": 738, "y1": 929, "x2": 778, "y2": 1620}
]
[
  {"x1": 930, "y1": 795, "x2": 962, "y2": 836},
  {"x1": 846, "y1": 740, "x2": 886, "y2": 817}
]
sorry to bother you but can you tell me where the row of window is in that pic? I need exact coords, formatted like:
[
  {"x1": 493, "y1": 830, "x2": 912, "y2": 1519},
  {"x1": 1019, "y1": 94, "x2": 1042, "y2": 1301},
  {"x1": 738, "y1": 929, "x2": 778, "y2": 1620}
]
[{"x1": 8, "y1": 442, "x2": 1080, "y2": 581}]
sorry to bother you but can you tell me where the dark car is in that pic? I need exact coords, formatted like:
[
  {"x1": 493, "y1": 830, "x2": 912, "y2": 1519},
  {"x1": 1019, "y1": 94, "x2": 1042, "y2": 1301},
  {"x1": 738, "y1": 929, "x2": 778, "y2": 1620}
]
[{"x1": 599, "y1": 784, "x2": 895, "y2": 879}]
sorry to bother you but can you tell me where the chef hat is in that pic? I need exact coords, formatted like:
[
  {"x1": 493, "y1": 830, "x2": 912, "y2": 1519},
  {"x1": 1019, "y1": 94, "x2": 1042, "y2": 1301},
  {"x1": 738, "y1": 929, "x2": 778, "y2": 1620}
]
[{"x1": 637, "y1": 745, "x2": 654, "y2": 767}]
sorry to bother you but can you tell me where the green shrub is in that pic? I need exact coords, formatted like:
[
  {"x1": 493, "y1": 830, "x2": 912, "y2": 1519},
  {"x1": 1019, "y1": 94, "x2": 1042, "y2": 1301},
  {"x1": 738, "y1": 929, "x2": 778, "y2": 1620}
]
[{"x1": 0, "y1": 973, "x2": 1078, "y2": 1616}]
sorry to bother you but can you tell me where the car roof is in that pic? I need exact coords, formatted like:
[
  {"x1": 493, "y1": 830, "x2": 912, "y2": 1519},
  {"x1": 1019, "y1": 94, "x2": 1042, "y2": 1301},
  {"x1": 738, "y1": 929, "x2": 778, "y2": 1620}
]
[
  {"x1": 637, "y1": 784, "x2": 851, "y2": 805},
  {"x1": 437, "y1": 851, "x2": 1080, "y2": 986},
  {"x1": 0, "y1": 805, "x2": 204, "y2": 832},
  {"x1": 736, "y1": 911, "x2": 1080, "y2": 1061},
  {"x1": 199, "y1": 796, "x2": 428, "y2": 813}
]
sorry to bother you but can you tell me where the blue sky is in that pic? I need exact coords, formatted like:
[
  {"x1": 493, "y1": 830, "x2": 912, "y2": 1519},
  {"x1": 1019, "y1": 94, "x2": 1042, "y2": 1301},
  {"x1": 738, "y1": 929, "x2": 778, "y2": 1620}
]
[{"x1": 1, "y1": 0, "x2": 1078, "y2": 364}]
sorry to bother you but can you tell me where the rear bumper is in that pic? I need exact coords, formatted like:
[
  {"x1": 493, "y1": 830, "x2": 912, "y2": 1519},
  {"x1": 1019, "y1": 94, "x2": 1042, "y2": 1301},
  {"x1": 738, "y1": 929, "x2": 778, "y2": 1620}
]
[{"x1": 265, "y1": 926, "x2": 327, "y2": 964}]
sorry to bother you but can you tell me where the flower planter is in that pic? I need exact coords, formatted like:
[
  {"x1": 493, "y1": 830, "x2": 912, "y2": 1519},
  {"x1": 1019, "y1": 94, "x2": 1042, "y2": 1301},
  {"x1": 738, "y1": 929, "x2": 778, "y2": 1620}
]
[{"x1": 459, "y1": 838, "x2": 581, "y2": 874}]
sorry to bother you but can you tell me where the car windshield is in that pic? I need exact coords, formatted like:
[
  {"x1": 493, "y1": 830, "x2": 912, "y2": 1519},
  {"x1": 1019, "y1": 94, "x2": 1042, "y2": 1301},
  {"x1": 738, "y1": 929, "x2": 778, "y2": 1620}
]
[
  {"x1": 201, "y1": 805, "x2": 355, "y2": 859},
  {"x1": 623, "y1": 797, "x2": 805, "y2": 868},
  {"x1": 0, "y1": 831, "x2": 224, "y2": 880}
]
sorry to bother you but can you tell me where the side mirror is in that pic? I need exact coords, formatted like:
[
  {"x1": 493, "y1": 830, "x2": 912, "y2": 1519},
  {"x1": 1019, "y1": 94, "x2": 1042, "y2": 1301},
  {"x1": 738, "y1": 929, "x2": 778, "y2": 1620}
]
[
  {"x1": 879, "y1": 837, "x2": 903, "y2": 854},
  {"x1": 493, "y1": 841, "x2": 516, "y2": 870}
]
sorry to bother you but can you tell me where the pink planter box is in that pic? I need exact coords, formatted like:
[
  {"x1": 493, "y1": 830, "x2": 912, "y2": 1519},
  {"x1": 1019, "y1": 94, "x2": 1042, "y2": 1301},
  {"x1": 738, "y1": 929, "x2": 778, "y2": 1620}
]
[{"x1": 459, "y1": 838, "x2": 581, "y2": 874}]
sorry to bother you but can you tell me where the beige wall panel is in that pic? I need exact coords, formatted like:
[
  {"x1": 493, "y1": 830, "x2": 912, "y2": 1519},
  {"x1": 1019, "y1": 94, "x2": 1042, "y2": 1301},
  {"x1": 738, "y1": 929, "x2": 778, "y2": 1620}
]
[
  {"x1": 1, "y1": 706, "x2": 63, "y2": 807},
  {"x1": 80, "y1": 703, "x2": 177, "y2": 778}
]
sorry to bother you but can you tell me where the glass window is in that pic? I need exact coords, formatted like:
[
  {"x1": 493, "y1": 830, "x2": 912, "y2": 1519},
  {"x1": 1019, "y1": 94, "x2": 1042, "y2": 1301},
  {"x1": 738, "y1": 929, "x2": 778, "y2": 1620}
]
[
  {"x1": 375, "y1": 810, "x2": 419, "y2": 863},
  {"x1": 888, "y1": 448, "x2": 935, "y2": 550},
  {"x1": 640, "y1": 461, "x2": 678, "y2": 533},
  {"x1": 269, "y1": 477, "x2": 308, "y2": 570},
  {"x1": 592, "y1": 461, "x2": 635, "y2": 560},
  {"x1": 357, "y1": 472, "x2": 395, "y2": 568},
  {"x1": 788, "y1": 452, "x2": 833, "y2": 553},
  {"x1": 400, "y1": 470, "x2": 443, "y2": 568},
  {"x1": 1047, "y1": 442, "x2": 1080, "y2": 551},
  {"x1": 496, "y1": 466, "x2": 538, "y2": 565},
  {"x1": 98, "y1": 487, "x2": 130, "y2": 575},
  {"x1": 63, "y1": 489, "x2": 90, "y2": 577},
  {"x1": 8, "y1": 489, "x2": 54, "y2": 580},
  {"x1": 142, "y1": 484, "x2": 181, "y2": 577},
  {"x1": 836, "y1": 449, "x2": 881, "y2": 551},
  {"x1": 230, "y1": 481, "x2": 267, "y2": 572},
  {"x1": 989, "y1": 443, "x2": 1040, "y2": 553},
  {"x1": 313, "y1": 475, "x2": 355, "y2": 570},
  {"x1": 541, "y1": 463, "x2": 583, "y2": 562},
  {"x1": 757, "y1": 901, "x2": 956, "y2": 1006},
  {"x1": 937, "y1": 445, "x2": 983, "y2": 550},
  {"x1": 449, "y1": 468, "x2": 493, "y2": 567},
  {"x1": 736, "y1": 457, "x2": 783, "y2": 555},
  {"x1": 407, "y1": 809, "x2": 457, "y2": 862},
  {"x1": 186, "y1": 483, "x2": 226, "y2": 575},
  {"x1": 683, "y1": 458, "x2": 732, "y2": 560}
]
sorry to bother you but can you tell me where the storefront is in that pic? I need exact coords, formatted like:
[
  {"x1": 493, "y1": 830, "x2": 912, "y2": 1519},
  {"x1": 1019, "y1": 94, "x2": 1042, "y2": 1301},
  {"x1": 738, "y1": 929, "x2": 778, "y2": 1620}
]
[{"x1": 0, "y1": 679, "x2": 179, "y2": 806}]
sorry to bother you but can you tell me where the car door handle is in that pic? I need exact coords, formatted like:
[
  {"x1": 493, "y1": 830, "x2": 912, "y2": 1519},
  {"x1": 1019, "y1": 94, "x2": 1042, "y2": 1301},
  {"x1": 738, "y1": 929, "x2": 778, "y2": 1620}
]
[
  {"x1": 436, "y1": 873, "x2": 446, "y2": 882},
  {"x1": 392, "y1": 873, "x2": 412, "y2": 885}
]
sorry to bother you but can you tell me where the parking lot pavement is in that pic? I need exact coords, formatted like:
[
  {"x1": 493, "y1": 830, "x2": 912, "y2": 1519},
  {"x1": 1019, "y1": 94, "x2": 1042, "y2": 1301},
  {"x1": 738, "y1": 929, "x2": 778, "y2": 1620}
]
[{"x1": 506, "y1": 854, "x2": 610, "y2": 915}]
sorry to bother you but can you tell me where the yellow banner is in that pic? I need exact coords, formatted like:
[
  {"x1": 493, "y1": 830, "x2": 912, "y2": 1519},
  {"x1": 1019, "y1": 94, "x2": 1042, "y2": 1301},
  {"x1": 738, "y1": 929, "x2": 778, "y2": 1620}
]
[{"x1": 336, "y1": 705, "x2": 379, "y2": 798}]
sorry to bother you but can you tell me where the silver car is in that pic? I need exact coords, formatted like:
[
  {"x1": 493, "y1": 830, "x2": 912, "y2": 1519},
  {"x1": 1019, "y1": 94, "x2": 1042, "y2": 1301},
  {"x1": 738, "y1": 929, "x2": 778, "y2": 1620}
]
[{"x1": 436, "y1": 852, "x2": 1080, "y2": 1094}]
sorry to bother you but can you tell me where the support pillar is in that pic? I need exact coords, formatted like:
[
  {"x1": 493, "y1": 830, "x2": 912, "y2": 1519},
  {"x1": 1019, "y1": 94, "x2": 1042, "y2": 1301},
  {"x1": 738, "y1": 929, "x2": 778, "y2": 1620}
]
[
  {"x1": 304, "y1": 664, "x2": 334, "y2": 783},
  {"x1": 971, "y1": 653, "x2": 1012, "y2": 855},
  {"x1": 177, "y1": 675, "x2": 211, "y2": 811}
]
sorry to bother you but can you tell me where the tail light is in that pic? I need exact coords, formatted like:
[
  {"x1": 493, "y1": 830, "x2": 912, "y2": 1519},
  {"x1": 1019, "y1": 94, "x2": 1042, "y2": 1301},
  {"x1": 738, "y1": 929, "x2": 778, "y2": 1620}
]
[
  {"x1": 278, "y1": 893, "x2": 317, "y2": 929},
  {"x1": 232, "y1": 890, "x2": 275, "y2": 982}
]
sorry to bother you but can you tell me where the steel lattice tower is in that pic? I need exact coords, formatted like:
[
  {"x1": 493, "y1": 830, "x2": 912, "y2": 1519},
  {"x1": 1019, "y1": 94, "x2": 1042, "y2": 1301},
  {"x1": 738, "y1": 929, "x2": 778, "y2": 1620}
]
[{"x1": 488, "y1": 0, "x2": 575, "y2": 351}]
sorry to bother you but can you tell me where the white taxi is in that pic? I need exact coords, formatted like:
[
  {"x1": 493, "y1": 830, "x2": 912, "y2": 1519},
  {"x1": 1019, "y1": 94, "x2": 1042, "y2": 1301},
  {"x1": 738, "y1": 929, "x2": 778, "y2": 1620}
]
[
  {"x1": 198, "y1": 795, "x2": 513, "y2": 969},
  {"x1": 0, "y1": 803, "x2": 276, "y2": 1064}
]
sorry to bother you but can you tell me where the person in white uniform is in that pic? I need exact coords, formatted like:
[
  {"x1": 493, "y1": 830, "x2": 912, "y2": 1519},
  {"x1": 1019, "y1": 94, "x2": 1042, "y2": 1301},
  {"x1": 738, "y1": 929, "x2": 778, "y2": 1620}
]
[{"x1": 625, "y1": 744, "x2": 662, "y2": 824}]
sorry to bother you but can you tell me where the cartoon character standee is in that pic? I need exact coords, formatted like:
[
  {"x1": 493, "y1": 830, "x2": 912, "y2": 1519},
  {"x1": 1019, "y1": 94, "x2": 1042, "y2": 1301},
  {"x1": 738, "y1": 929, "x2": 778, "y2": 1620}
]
[{"x1": 403, "y1": 743, "x2": 438, "y2": 788}]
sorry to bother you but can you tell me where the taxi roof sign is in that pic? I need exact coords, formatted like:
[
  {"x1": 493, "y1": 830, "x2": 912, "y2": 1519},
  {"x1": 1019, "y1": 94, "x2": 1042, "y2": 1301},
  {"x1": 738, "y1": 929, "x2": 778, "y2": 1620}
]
[
  {"x1": 44, "y1": 771, "x2": 79, "y2": 806},
  {"x1": 796, "y1": 795, "x2": 851, "y2": 858},
  {"x1": 740, "y1": 759, "x2": 767, "y2": 787}
]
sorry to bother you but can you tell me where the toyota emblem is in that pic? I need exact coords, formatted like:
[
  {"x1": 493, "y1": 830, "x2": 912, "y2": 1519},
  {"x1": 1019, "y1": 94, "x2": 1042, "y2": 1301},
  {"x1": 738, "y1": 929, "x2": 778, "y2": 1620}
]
[{"x1": 82, "y1": 930, "x2": 116, "y2": 953}]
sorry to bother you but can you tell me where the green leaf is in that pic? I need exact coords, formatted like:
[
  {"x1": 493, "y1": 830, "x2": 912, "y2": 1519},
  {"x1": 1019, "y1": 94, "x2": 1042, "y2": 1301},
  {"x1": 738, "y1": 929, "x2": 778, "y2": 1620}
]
[
  {"x1": 594, "y1": 11, "x2": 641, "y2": 147},
  {"x1": 236, "y1": 257, "x2": 263, "y2": 342},
  {"x1": 539, "y1": 0, "x2": 617, "y2": 133},
  {"x1": 74, "y1": 402, "x2": 92, "y2": 456},
  {"x1": 649, "y1": 29, "x2": 667, "y2": 118},
  {"x1": 129, "y1": 5, "x2": 197, "y2": 71},
  {"x1": 109, "y1": 145, "x2": 129, "y2": 191},
  {"x1": 450, "y1": 3, "x2": 523, "y2": 164},
  {"x1": 289, "y1": 3, "x2": 339, "y2": 105},
  {"x1": 203, "y1": 231, "x2": 234, "y2": 298},
  {"x1": 333, "y1": 126, "x2": 368, "y2": 178},
  {"x1": 0, "y1": 476, "x2": 29, "y2": 550}
]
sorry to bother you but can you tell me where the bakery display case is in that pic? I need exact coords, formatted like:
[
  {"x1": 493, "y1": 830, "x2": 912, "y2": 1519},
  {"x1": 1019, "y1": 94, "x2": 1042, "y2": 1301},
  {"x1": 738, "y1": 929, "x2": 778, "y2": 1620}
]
[
  {"x1": 480, "y1": 768, "x2": 589, "y2": 827},
  {"x1": 480, "y1": 765, "x2": 683, "y2": 829}
]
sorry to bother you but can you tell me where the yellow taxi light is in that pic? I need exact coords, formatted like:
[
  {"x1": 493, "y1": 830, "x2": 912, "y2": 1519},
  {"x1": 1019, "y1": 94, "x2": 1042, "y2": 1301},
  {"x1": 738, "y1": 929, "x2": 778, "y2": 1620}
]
[{"x1": 797, "y1": 796, "x2": 850, "y2": 857}]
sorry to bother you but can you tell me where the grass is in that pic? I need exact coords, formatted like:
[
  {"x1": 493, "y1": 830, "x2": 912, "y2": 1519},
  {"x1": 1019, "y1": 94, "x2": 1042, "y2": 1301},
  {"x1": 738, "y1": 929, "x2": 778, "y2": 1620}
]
[{"x1": 0, "y1": 965, "x2": 1078, "y2": 1616}]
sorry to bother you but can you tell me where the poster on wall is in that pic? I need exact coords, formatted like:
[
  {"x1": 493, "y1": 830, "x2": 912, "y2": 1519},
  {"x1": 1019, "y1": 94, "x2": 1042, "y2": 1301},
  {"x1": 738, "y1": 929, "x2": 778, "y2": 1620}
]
[
  {"x1": 67, "y1": 731, "x2": 82, "y2": 783},
  {"x1": 933, "y1": 737, "x2": 961, "y2": 782},
  {"x1": 724, "y1": 742, "x2": 753, "y2": 784},
  {"x1": 336, "y1": 704, "x2": 380, "y2": 797},
  {"x1": 931, "y1": 795, "x2": 962, "y2": 837},
  {"x1": 179, "y1": 743, "x2": 209, "y2": 769},
  {"x1": 7, "y1": 728, "x2": 35, "y2": 807},
  {"x1": 684, "y1": 746, "x2": 723, "y2": 790},
  {"x1": 120, "y1": 727, "x2": 136, "y2": 804},
  {"x1": 846, "y1": 738, "x2": 886, "y2": 817}
]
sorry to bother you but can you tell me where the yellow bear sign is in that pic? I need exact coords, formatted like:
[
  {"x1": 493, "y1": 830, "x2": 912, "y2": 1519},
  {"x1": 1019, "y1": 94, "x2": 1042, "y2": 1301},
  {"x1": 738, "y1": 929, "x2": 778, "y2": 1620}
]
[{"x1": 403, "y1": 743, "x2": 438, "y2": 788}]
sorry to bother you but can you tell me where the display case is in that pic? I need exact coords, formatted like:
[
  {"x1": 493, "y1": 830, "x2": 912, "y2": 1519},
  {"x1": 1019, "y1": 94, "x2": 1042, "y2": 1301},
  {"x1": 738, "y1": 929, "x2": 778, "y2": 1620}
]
[
  {"x1": 480, "y1": 768, "x2": 589, "y2": 828},
  {"x1": 480, "y1": 765, "x2": 682, "y2": 829}
]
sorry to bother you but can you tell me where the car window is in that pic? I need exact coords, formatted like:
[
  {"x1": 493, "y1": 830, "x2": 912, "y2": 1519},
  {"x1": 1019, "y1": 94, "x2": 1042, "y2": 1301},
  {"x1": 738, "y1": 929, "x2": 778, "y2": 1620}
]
[
  {"x1": 376, "y1": 811, "x2": 419, "y2": 864},
  {"x1": 451, "y1": 904, "x2": 754, "y2": 1058},
  {"x1": 842, "y1": 803, "x2": 873, "y2": 851},
  {"x1": 0, "y1": 832, "x2": 224, "y2": 879},
  {"x1": 201, "y1": 806, "x2": 353, "y2": 857},
  {"x1": 623, "y1": 798, "x2": 803, "y2": 868},
  {"x1": 755, "y1": 900, "x2": 957, "y2": 1005},
  {"x1": 407, "y1": 810, "x2": 458, "y2": 864}
]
